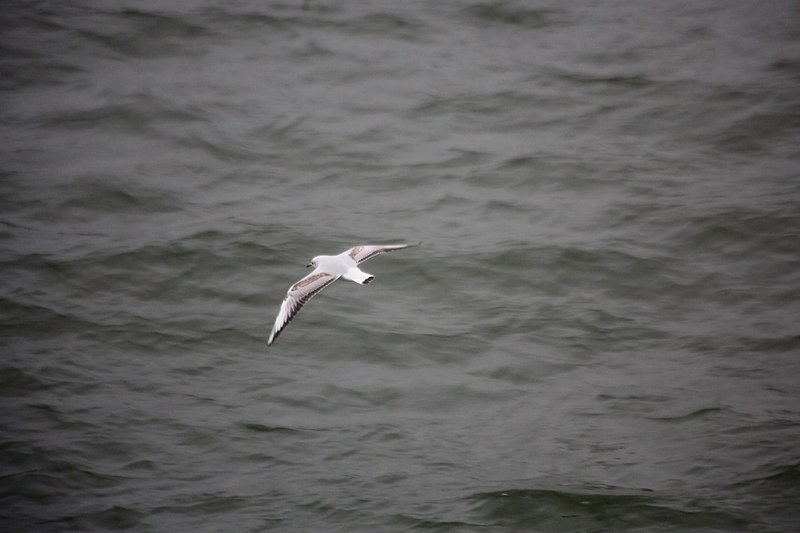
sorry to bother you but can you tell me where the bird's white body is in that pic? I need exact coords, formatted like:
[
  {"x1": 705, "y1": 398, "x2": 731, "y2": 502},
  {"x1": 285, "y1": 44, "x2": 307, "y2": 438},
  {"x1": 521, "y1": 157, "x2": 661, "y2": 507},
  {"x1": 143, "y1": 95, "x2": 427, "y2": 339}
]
[
  {"x1": 267, "y1": 243, "x2": 417, "y2": 345},
  {"x1": 309, "y1": 251, "x2": 375, "y2": 285}
]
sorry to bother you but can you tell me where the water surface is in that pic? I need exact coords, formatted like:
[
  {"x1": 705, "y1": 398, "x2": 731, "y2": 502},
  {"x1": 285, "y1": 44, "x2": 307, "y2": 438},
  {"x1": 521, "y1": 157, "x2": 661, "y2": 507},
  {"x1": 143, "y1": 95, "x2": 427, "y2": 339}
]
[{"x1": 2, "y1": 1, "x2": 799, "y2": 531}]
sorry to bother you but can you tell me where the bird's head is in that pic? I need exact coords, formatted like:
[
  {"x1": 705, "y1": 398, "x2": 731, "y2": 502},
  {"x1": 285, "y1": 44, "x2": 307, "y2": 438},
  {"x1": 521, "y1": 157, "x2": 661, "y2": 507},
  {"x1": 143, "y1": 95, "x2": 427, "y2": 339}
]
[{"x1": 307, "y1": 256, "x2": 320, "y2": 268}]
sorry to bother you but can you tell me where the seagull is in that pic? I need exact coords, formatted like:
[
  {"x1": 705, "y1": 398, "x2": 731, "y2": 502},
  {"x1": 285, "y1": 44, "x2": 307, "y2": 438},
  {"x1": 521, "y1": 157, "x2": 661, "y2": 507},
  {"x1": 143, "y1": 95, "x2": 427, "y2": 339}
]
[{"x1": 268, "y1": 243, "x2": 418, "y2": 345}]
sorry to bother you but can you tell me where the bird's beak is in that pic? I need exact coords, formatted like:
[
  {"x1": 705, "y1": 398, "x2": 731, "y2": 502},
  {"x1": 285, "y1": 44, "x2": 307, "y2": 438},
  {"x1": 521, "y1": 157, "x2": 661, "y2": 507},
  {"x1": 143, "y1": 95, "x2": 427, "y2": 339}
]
[{"x1": 306, "y1": 263, "x2": 312, "y2": 268}]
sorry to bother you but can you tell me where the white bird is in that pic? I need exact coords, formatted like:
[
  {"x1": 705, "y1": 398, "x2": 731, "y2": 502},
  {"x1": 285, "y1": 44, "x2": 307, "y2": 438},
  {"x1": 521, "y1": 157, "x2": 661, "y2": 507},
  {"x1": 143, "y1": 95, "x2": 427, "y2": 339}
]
[{"x1": 268, "y1": 243, "x2": 418, "y2": 345}]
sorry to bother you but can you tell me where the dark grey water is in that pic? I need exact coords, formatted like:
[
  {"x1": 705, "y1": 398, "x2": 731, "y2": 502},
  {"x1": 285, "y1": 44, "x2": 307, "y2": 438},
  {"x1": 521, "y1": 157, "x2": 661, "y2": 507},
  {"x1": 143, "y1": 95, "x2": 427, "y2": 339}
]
[{"x1": 2, "y1": 1, "x2": 800, "y2": 531}]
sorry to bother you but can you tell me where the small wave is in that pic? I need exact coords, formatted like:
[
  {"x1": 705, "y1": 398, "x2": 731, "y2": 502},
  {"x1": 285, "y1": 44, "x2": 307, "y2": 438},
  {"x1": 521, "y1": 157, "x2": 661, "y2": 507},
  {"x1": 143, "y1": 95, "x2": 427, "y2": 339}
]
[
  {"x1": 466, "y1": 487, "x2": 749, "y2": 530},
  {"x1": 461, "y1": 4, "x2": 564, "y2": 29},
  {"x1": 650, "y1": 407, "x2": 726, "y2": 423},
  {"x1": 241, "y1": 422, "x2": 302, "y2": 434}
]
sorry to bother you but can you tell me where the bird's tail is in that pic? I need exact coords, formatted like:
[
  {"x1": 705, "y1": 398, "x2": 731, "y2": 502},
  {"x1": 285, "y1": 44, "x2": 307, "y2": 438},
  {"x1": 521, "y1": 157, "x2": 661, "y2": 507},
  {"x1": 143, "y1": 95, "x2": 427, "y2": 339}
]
[{"x1": 345, "y1": 268, "x2": 374, "y2": 285}]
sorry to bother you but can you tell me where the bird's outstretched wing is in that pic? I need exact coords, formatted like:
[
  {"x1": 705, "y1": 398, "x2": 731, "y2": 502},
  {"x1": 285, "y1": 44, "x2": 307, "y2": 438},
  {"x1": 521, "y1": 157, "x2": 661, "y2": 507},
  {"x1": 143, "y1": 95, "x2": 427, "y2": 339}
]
[
  {"x1": 268, "y1": 270, "x2": 339, "y2": 345},
  {"x1": 346, "y1": 242, "x2": 419, "y2": 264}
]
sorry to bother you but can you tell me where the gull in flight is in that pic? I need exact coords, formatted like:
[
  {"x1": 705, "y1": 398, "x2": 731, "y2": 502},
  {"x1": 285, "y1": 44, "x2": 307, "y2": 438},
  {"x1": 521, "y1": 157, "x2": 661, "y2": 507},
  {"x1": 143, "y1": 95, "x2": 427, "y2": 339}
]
[{"x1": 268, "y1": 243, "x2": 418, "y2": 345}]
